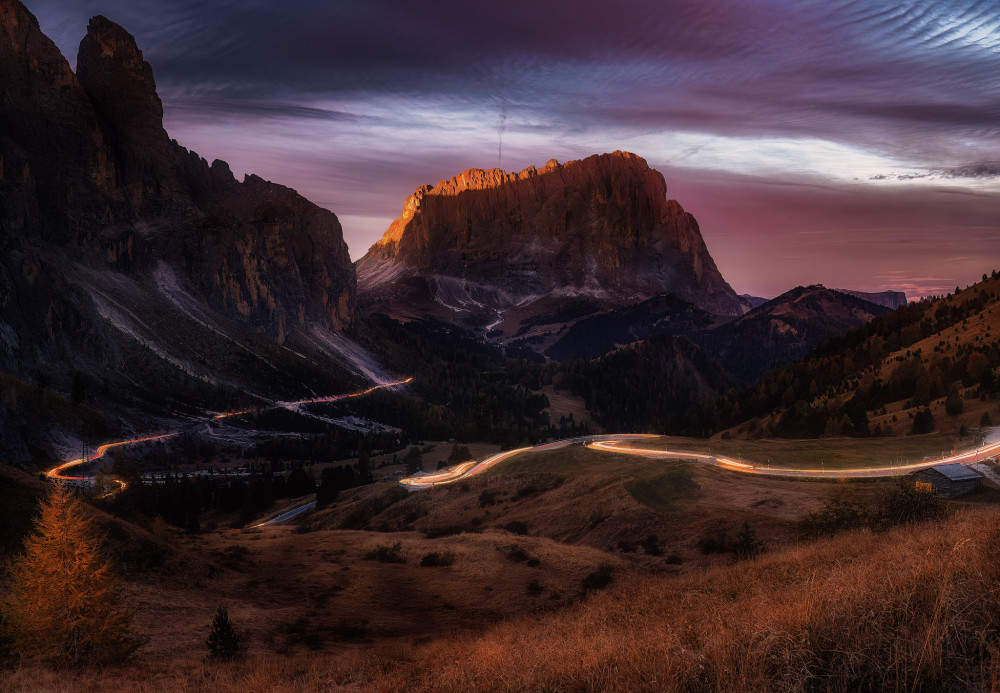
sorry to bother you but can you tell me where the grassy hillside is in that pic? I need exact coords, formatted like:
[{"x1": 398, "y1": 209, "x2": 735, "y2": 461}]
[
  {"x1": 694, "y1": 270, "x2": 1000, "y2": 440},
  {"x1": 382, "y1": 504, "x2": 1000, "y2": 692},
  {"x1": 3, "y1": 489, "x2": 998, "y2": 691}
]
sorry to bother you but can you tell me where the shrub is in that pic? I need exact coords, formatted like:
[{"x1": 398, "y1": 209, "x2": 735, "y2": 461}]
[
  {"x1": 502, "y1": 521, "x2": 529, "y2": 535},
  {"x1": 640, "y1": 534, "x2": 662, "y2": 556},
  {"x1": 581, "y1": 565, "x2": 614, "y2": 592},
  {"x1": 799, "y1": 494, "x2": 867, "y2": 538},
  {"x1": 911, "y1": 408, "x2": 935, "y2": 434},
  {"x1": 506, "y1": 546, "x2": 530, "y2": 563},
  {"x1": 696, "y1": 531, "x2": 730, "y2": 555},
  {"x1": 364, "y1": 542, "x2": 406, "y2": 563},
  {"x1": 420, "y1": 552, "x2": 455, "y2": 567},
  {"x1": 801, "y1": 482, "x2": 946, "y2": 539},
  {"x1": 869, "y1": 480, "x2": 945, "y2": 531},
  {"x1": 731, "y1": 522, "x2": 766, "y2": 561},
  {"x1": 206, "y1": 606, "x2": 246, "y2": 661},
  {"x1": 945, "y1": 387, "x2": 965, "y2": 416}
]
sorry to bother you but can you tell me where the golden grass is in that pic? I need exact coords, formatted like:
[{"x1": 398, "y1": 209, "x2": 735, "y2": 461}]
[
  {"x1": 4, "y1": 507, "x2": 1000, "y2": 691},
  {"x1": 380, "y1": 506, "x2": 1000, "y2": 692},
  {"x1": 9, "y1": 508, "x2": 1000, "y2": 693}
]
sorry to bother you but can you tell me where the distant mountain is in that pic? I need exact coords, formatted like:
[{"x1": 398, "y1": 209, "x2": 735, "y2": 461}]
[
  {"x1": 739, "y1": 294, "x2": 769, "y2": 310},
  {"x1": 691, "y1": 272, "x2": 1000, "y2": 439},
  {"x1": 546, "y1": 286, "x2": 892, "y2": 433},
  {"x1": 559, "y1": 335, "x2": 737, "y2": 432},
  {"x1": 834, "y1": 289, "x2": 908, "y2": 310},
  {"x1": 693, "y1": 286, "x2": 890, "y2": 383},
  {"x1": 356, "y1": 152, "x2": 742, "y2": 333},
  {"x1": 546, "y1": 285, "x2": 887, "y2": 380},
  {"x1": 0, "y1": 4, "x2": 365, "y2": 463}
]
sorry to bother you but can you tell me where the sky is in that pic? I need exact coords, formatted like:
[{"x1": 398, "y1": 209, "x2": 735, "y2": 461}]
[{"x1": 25, "y1": 0, "x2": 1000, "y2": 299}]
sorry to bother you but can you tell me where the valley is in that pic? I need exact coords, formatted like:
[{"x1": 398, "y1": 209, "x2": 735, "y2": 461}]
[{"x1": 1, "y1": 1, "x2": 999, "y2": 690}]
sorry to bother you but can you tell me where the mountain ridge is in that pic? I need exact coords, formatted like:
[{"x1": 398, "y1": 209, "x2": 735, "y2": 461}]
[{"x1": 357, "y1": 152, "x2": 742, "y2": 331}]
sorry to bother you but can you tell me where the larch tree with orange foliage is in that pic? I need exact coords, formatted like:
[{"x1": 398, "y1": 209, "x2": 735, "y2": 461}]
[{"x1": 4, "y1": 483, "x2": 146, "y2": 666}]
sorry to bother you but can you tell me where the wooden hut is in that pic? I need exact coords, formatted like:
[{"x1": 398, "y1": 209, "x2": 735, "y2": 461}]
[{"x1": 913, "y1": 464, "x2": 981, "y2": 499}]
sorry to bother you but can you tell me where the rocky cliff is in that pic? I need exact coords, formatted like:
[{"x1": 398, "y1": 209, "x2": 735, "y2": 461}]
[
  {"x1": 0, "y1": 4, "x2": 354, "y2": 340},
  {"x1": 0, "y1": 1, "x2": 360, "y2": 462},
  {"x1": 356, "y1": 152, "x2": 740, "y2": 329},
  {"x1": 0, "y1": 2, "x2": 354, "y2": 345}
]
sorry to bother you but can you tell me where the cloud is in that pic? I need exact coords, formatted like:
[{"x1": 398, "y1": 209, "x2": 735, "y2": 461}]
[
  {"x1": 944, "y1": 162, "x2": 1000, "y2": 179},
  {"x1": 21, "y1": 0, "x2": 1000, "y2": 291}
]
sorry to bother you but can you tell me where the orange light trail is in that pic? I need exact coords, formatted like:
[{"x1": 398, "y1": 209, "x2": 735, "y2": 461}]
[
  {"x1": 398, "y1": 433, "x2": 1000, "y2": 488},
  {"x1": 398, "y1": 434, "x2": 654, "y2": 489},
  {"x1": 588, "y1": 438, "x2": 1000, "y2": 478},
  {"x1": 43, "y1": 377, "x2": 413, "y2": 494}
]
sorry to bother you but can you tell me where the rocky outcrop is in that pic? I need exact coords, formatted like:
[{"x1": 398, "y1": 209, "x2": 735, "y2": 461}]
[
  {"x1": 0, "y1": 0, "x2": 117, "y2": 241},
  {"x1": 357, "y1": 152, "x2": 740, "y2": 325},
  {"x1": 0, "y1": 1, "x2": 355, "y2": 355},
  {"x1": 834, "y1": 289, "x2": 908, "y2": 310},
  {"x1": 0, "y1": 0, "x2": 359, "y2": 465},
  {"x1": 76, "y1": 15, "x2": 183, "y2": 214}
]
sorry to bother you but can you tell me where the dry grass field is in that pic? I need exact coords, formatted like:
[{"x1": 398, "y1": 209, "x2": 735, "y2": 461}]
[{"x1": 3, "y1": 444, "x2": 1000, "y2": 691}]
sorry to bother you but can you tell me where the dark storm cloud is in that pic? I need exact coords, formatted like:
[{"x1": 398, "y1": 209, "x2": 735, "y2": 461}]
[{"x1": 25, "y1": 0, "x2": 999, "y2": 160}]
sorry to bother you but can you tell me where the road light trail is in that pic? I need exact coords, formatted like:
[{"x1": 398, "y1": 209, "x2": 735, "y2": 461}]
[
  {"x1": 398, "y1": 434, "x2": 653, "y2": 489},
  {"x1": 43, "y1": 377, "x2": 413, "y2": 492},
  {"x1": 399, "y1": 434, "x2": 1000, "y2": 488},
  {"x1": 45, "y1": 433, "x2": 179, "y2": 482},
  {"x1": 588, "y1": 438, "x2": 1000, "y2": 478}
]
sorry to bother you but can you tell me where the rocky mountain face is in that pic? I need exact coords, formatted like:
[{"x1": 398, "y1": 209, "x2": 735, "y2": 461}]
[
  {"x1": 0, "y1": 5, "x2": 354, "y2": 336},
  {"x1": 356, "y1": 152, "x2": 741, "y2": 331},
  {"x1": 0, "y1": 2, "x2": 362, "y2": 463}
]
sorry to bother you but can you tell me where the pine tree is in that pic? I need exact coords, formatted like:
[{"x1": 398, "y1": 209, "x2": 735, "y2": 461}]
[
  {"x1": 731, "y1": 521, "x2": 766, "y2": 561},
  {"x1": 206, "y1": 605, "x2": 245, "y2": 661},
  {"x1": 405, "y1": 446, "x2": 423, "y2": 475},
  {"x1": 4, "y1": 483, "x2": 146, "y2": 666}
]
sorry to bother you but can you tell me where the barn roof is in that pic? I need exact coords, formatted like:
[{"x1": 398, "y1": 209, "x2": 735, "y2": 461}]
[{"x1": 926, "y1": 463, "x2": 981, "y2": 481}]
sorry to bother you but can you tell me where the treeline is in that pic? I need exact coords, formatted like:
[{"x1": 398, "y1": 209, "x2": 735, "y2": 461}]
[
  {"x1": 349, "y1": 315, "x2": 553, "y2": 444},
  {"x1": 557, "y1": 335, "x2": 734, "y2": 432},
  {"x1": 106, "y1": 453, "x2": 378, "y2": 530},
  {"x1": 672, "y1": 272, "x2": 1000, "y2": 438}
]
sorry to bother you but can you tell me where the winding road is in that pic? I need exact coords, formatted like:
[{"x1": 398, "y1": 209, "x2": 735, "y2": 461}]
[
  {"x1": 44, "y1": 378, "x2": 413, "y2": 490},
  {"x1": 43, "y1": 376, "x2": 1000, "y2": 519},
  {"x1": 398, "y1": 433, "x2": 1000, "y2": 489}
]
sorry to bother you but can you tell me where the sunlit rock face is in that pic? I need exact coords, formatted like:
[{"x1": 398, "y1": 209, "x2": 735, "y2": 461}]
[{"x1": 357, "y1": 151, "x2": 740, "y2": 328}]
